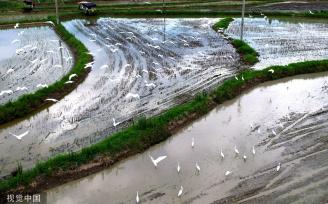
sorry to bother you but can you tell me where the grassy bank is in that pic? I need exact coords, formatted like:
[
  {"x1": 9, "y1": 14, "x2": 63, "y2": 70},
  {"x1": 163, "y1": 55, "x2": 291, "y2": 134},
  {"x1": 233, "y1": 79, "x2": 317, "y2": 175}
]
[
  {"x1": 212, "y1": 17, "x2": 259, "y2": 65},
  {"x1": 0, "y1": 17, "x2": 92, "y2": 125},
  {"x1": 1, "y1": 58, "x2": 328, "y2": 197}
]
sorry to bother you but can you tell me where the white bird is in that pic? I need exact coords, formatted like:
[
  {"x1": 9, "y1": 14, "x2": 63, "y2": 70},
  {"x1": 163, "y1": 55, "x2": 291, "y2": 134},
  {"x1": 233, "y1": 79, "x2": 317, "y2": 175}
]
[
  {"x1": 195, "y1": 162, "x2": 200, "y2": 173},
  {"x1": 136, "y1": 191, "x2": 140, "y2": 203},
  {"x1": 177, "y1": 186, "x2": 183, "y2": 197},
  {"x1": 99, "y1": 64, "x2": 109, "y2": 70},
  {"x1": 220, "y1": 148, "x2": 224, "y2": 159},
  {"x1": 84, "y1": 62, "x2": 94, "y2": 69},
  {"x1": 45, "y1": 21, "x2": 55, "y2": 26},
  {"x1": 225, "y1": 171, "x2": 232, "y2": 176},
  {"x1": 14, "y1": 23, "x2": 19, "y2": 29},
  {"x1": 36, "y1": 84, "x2": 48, "y2": 88},
  {"x1": 126, "y1": 93, "x2": 140, "y2": 100},
  {"x1": 64, "y1": 80, "x2": 74, "y2": 84},
  {"x1": 142, "y1": 69, "x2": 148, "y2": 74},
  {"x1": 177, "y1": 162, "x2": 181, "y2": 173},
  {"x1": 268, "y1": 69, "x2": 274, "y2": 74},
  {"x1": 45, "y1": 98, "x2": 58, "y2": 102},
  {"x1": 257, "y1": 128, "x2": 261, "y2": 134},
  {"x1": 69, "y1": 74, "x2": 78, "y2": 81},
  {"x1": 252, "y1": 146, "x2": 256, "y2": 155},
  {"x1": 243, "y1": 155, "x2": 247, "y2": 161},
  {"x1": 110, "y1": 48, "x2": 119, "y2": 53},
  {"x1": 54, "y1": 64, "x2": 63, "y2": 68},
  {"x1": 276, "y1": 162, "x2": 281, "y2": 171},
  {"x1": 234, "y1": 145, "x2": 240, "y2": 154},
  {"x1": 145, "y1": 82, "x2": 156, "y2": 89},
  {"x1": 0, "y1": 90, "x2": 13, "y2": 96},
  {"x1": 241, "y1": 75, "x2": 245, "y2": 81},
  {"x1": 9, "y1": 131, "x2": 29, "y2": 140},
  {"x1": 191, "y1": 137, "x2": 195, "y2": 148},
  {"x1": 6, "y1": 69, "x2": 15, "y2": 75},
  {"x1": 309, "y1": 10, "x2": 314, "y2": 15},
  {"x1": 112, "y1": 118, "x2": 121, "y2": 127},
  {"x1": 11, "y1": 39, "x2": 20, "y2": 44},
  {"x1": 235, "y1": 75, "x2": 238, "y2": 80},
  {"x1": 16, "y1": 86, "x2": 28, "y2": 91},
  {"x1": 149, "y1": 155, "x2": 167, "y2": 167},
  {"x1": 272, "y1": 129, "x2": 277, "y2": 136},
  {"x1": 115, "y1": 43, "x2": 122, "y2": 46}
]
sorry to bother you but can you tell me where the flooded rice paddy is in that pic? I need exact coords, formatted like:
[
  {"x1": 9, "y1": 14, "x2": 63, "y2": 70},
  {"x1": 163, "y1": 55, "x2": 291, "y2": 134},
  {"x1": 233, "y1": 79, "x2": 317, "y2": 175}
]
[
  {"x1": 225, "y1": 18, "x2": 328, "y2": 69},
  {"x1": 0, "y1": 18, "x2": 240, "y2": 177},
  {"x1": 46, "y1": 72, "x2": 328, "y2": 204},
  {"x1": 0, "y1": 26, "x2": 73, "y2": 104}
]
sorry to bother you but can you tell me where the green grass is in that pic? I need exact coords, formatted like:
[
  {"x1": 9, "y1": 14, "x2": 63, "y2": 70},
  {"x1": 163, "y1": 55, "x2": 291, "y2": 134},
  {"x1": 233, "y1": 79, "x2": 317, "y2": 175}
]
[
  {"x1": 212, "y1": 17, "x2": 234, "y2": 30},
  {"x1": 0, "y1": 17, "x2": 92, "y2": 124},
  {"x1": 212, "y1": 18, "x2": 259, "y2": 65},
  {"x1": 0, "y1": 1, "x2": 23, "y2": 10},
  {"x1": 1, "y1": 58, "x2": 328, "y2": 194}
]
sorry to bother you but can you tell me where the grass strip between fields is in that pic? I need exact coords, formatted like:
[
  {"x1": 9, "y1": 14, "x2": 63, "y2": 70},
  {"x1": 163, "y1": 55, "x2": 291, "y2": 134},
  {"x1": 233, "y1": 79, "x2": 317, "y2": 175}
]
[
  {"x1": 212, "y1": 17, "x2": 259, "y2": 65},
  {"x1": 0, "y1": 17, "x2": 93, "y2": 125}
]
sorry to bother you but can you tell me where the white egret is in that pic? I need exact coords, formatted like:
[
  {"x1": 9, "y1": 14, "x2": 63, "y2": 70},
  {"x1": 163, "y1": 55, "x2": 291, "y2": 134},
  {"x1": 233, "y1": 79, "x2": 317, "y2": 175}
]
[
  {"x1": 234, "y1": 145, "x2": 240, "y2": 155},
  {"x1": 36, "y1": 84, "x2": 48, "y2": 88},
  {"x1": 177, "y1": 186, "x2": 183, "y2": 197},
  {"x1": 225, "y1": 171, "x2": 232, "y2": 176},
  {"x1": 16, "y1": 87, "x2": 28, "y2": 91},
  {"x1": 177, "y1": 162, "x2": 181, "y2": 173},
  {"x1": 220, "y1": 148, "x2": 224, "y2": 159},
  {"x1": 113, "y1": 118, "x2": 121, "y2": 127},
  {"x1": 6, "y1": 69, "x2": 14, "y2": 75},
  {"x1": 235, "y1": 76, "x2": 238, "y2": 80},
  {"x1": 9, "y1": 131, "x2": 29, "y2": 140},
  {"x1": 126, "y1": 93, "x2": 140, "y2": 100},
  {"x1": 276, "y1": 162, "x2": 281, "y2": 172},
  {"x1": 0, "y1": 90, "x2": 13, "y2": 96},
  {"x1": 14, "y1": 23, "x2": 19, "y2": 29},
  {"x1": 243, "y1": 155, "x2": 247, "y2": 161},
  {"x1": 45, "y1": 98, "x2": 58, "y2": 102},
  {"x1": 252, "y1": 146, "x2": 256, "y2": 155},
  {"x1": 309, "y1": 10, "x2": 314, "y2": 15},
  {"x1": 191, "y1": 137, "x2": 195, "y2": 148},
  {"x1": 45, "y1": 21, "x2": 55, "y2": 26},
  {"x1": 136, "y1": 192, "x2": 140, "y2": 203},
  {"x1": 145, "y1": 82, "x2": 156, "y2": 89},
  {"x1": 195, "y1": 162, "x2": 200, "y2": 173},
  {"x1": 268, "y1": 69, "x2": 274, "y2": 74},
  {"x1": 64, "y1": 80, "x2": 74, "y2": 84},
  {"x1": 149, "y1": 155, "x2": 167, "y2": 167},
  {"x1": 69, "y1": 74, "x2": 78, "y2": 81},
  {"x1": 54, "y1": 64, "x2": 62, "y2": 68},
  {"x1": 272, "y1": 129, "x2": 277, "y2": 136}
]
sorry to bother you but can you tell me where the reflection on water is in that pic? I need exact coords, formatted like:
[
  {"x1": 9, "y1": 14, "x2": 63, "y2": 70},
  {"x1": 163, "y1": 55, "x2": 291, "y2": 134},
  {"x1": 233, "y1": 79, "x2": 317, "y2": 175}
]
[
  {"x1": 47, "y1": 72, "x2": 328, "y2": 204},
  {"x1": 225, "y1": 18, "x2": 328, "y2": 70},
  {"x1": 0, "y1": 26, "x2": 73, "y2": 104}
]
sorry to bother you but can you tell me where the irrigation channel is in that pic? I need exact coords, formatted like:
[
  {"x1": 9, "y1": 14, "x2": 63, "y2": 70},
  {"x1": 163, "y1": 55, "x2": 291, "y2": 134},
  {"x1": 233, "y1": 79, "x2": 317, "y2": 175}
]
[
  {"x1": 0, "y1": 25, "x2": 73, "y2": 104},
  {"x1": 46, "y1": 71, "x2": 328, "y2": 203},
  {"x1": 0, "y1": 16, "x2": 328, "y2": 187}
]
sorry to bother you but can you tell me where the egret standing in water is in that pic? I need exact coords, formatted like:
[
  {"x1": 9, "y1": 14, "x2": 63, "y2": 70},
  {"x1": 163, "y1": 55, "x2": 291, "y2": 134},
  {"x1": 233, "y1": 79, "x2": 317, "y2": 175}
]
[
  {"x1": 234, "y1": 145, "x2": 240, "y2": 155},
  {"x1": 177, "y1": 162, "x2": 181, "y2": 173},
  {"x1": 220, "y1": 148, "x2": 224, "y2": 159},
  {"x1": 252, "y1": 146, "x2": 256, "y2": 155},
  {"x1": 191, "y1": 137, "x2": 195, "y2": 148},
  {"x1": 276, "y1": 162, "x2": 281, "y2": 172},
  {"x1": 136, "y1": 191, "x2": 140, "y2": 203},
  {"x1": 177, "y1": 186, "x2": 183, "y2": 197},
  {"x1": 195, "y1": 162, "x2": 200, "y2": 174}
]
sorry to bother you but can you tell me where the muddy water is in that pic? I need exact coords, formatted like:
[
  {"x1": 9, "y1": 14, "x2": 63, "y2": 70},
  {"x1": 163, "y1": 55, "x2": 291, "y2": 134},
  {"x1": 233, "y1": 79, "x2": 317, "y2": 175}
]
[
  {"x1": 0, "y1": 18, "x2": 240, "y2": 177},
  {"x1": 0, "y1": 26, "x2": 73, "y2": 104},
  {"x1": 225, "y1": 18, "x2": 328, "y2": 70},
  {"x1": 46, "y1": 72, "x2": 328, "y2": 204}
]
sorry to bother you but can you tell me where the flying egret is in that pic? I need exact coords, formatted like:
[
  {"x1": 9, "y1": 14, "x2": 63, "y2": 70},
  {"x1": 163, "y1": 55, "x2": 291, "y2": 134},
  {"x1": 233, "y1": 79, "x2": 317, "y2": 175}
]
[
  {"x1": 113, "y1": 118, "x2": 121, "y2": 127},
  {"x1": 9, "y1": 131, "x2": 29, "y2": 140},
  {"x1": 276, "y1": 162, "x2": 281, "y2": 172},
  {"x1": 220, "y1": 148, "x2": 224, "y2": 159},
  {"x1": 234, "y1": 145, "x2": 240, "y2": 155},
  {"x1": 191, "y1": 137, "x2": 195, "y2": 148},
  {"x1": 136, "y1": 192, "x2": 140, "y2": 203},
  {"x1": 14, "y1": 23, "x2": 19, "y2": 29},
  {"x1": 177, "y1": 162, "x2": 181, "y2": 173},
  {"x1": 252, "y1": 146, "x2": 256, "y2": 155},
  {"x1": 149, "y1": 155, "x2": 167, "y2": 167},
  {"x1": 225, "y1": 171, "x2": 232, "y2": 176},
  {"x1": 69, "y1": 74, "x2": 78, "y2": 81},
  {"x1": 195, "y1": 162, "x2": 200, "y2": 173},
  {"x1": 45, "y1": 98, "x2": 58, "y2": 103},
  {"x1": 177, "y1": 186, "x2": 183, "y2": 197},
  {"x1": 268, "y1": 69, "x2": 274, "y2": 74}
]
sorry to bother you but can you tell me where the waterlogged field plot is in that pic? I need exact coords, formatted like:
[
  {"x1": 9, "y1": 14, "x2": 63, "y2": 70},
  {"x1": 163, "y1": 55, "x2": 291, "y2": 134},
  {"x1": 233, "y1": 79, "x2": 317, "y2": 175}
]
[
  {"x1": 0, "y1": 26, "x2": 73, "y2": 104},
  {"x1": 47, "y1": 73, "x2": 328, "y2": 204},
  {"x1": 225, "y1": 18, "x2": 328, "y2": 69},
  {"x1": 0, "y1": 18, "x2": 239, "y2": 177}
]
